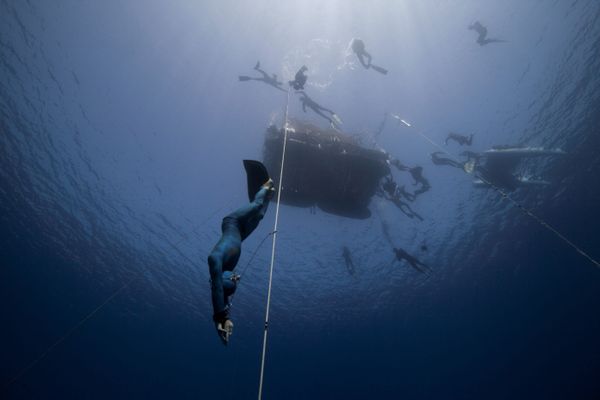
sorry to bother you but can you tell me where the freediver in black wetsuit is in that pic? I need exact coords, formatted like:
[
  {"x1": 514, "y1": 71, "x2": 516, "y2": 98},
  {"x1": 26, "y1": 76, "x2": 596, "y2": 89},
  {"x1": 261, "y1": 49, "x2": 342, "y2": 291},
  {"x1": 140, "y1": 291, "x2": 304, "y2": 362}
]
[
  {"x1": 342, "y1": 246, "x2": 356, "y2": 275},
  {"x1": 430, "y1": 151, "x2": 465, "y2": 169},
  {"x1": 207, "y1": 161, "x2": 275, "y2": 345},
  {"x1": 381, "y1": 176, "x2": 423, "y2": 221},
  {"x1": 350, "y1": 38, "x2": 388, "y2": 75},
  {"x1": 238, "y1": 61, "x2": 286, "y2": 92},
  {"x1": 445, "y1": 132, "x2": 473, "y2": 146},
  {"x1": 468, "y1": 21, "x2": 506, "y2": 46},
  {"x1": 393, "y1": 247, "x2": 430, "y2": 275},
  {"x1": 408, "y1": 166, "x2": 431, "y2": 197},
  {"x1": 289, "y1": 65, "x2": 308, "y2": 90},
  {"x1": 298, "y1": 91, "x2": 341, "y2": 127}
]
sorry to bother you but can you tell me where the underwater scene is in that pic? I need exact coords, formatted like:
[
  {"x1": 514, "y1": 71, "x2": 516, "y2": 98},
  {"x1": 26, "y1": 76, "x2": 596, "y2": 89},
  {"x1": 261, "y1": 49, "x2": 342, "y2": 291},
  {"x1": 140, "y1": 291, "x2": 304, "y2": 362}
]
[{"x1": 1, "y1": 1, "x2": 600, "y2": 399}]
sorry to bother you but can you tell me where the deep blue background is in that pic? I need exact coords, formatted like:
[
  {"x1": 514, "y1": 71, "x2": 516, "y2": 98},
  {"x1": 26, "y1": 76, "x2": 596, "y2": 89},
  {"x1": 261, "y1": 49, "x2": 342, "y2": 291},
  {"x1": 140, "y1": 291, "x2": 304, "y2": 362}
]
[{"x1": 1, "y1": 1, "x2": 599, "y2": 399}]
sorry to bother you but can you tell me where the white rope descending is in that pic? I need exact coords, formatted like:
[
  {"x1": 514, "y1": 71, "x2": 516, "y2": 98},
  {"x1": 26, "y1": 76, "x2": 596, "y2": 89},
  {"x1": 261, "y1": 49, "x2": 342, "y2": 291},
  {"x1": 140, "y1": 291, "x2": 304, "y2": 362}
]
[
  {"x1": 258, "y1": 87, "x2": 292, "y2": 399},
  {"x1": 393, "y1": 116, "x2": 600, "y2": 269}
]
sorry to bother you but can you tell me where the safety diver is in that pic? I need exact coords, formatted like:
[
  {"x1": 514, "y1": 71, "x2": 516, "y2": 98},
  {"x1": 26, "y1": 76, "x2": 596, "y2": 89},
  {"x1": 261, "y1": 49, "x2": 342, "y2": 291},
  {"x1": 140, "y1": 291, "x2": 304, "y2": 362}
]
[
  {"x1": 468, "y1": 21, "x2": 506, "y2": 46},
  {"x1": 445, "y1": 132, "x2": 474, "y2": 146},
  {"x1": 238, "y1": 61, "x2": 286, "y2": 92},
  {"x1": 393, "y1": 247, "x2": 430, "y2": 275},
  {"x1": 289, "y1": 65, "x2": 308, "y2": 90},
  {"x1": 298, "y1": 91, "x2": 342, "y2": 128},
  {"x1": 350, "y1": 38, "x2": 388, "y2": 75},
  {"x1": 342, "y1": 246, "x2": 356, "y2": 275}
]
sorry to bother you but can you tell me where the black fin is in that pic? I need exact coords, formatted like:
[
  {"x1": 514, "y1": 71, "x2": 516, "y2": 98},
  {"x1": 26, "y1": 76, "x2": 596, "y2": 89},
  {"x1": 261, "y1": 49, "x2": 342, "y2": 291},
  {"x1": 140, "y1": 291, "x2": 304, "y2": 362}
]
[
  {"x1": 370, "y1": 64, "x2": 388, "y2": 75},
  {"x1": 243, "y1": 160, "x2": 270, "y2": 201}
]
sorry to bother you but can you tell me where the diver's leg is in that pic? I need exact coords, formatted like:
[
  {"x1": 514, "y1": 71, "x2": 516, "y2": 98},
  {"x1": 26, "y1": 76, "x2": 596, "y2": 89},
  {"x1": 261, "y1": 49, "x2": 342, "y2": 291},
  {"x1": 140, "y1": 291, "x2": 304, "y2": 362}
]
[
  {"x1": 318, "y1": 106, "x2": 335, "y2": 115},
  {"x1": 365, "y1": 51, "x2": 372, "y2": 66},
  {"x1": 228, "y1": 186, "x2": 272, "y2": 239},
  {"x1": 357, "y1": 54, "x2": 369, "y2": 68}
]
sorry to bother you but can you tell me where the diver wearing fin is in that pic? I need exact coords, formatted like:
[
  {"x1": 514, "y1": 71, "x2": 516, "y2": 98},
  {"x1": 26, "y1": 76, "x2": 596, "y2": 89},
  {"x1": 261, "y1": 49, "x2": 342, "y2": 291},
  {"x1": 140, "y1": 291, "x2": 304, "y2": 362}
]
[
  {"x1": 393, "y1": 247, "x2": 430, "y2": 275},
  {"x1": 298, "y1": 91, "x2": 342, "y2": 128},
  {"x1": 238, "y1": 61, "x2": 286, "y2": 92},
  {"x1": 430, "y1": 151, "x2": 465, "y2": 169},
  {"x1": 468, "y1": 21, "x2": 506, "y2": 46},
  {"x1": 350, "y1": 38, "x2": 388, "y2": 75},
  {"x1": 207, "y1": 160, "x2": 275, "y2": 345},
  {"x1": 408, "y1": 166, "x2": 431, "y2": 197},
  {"x1": 380, "y1": 176, "x2": 423, "y2": 220},
  {"x1": 342, "y1": 246, "x2": 356, "y2": 275},
  {"x1": 445, "y1": 132, "x2": 473, "y2": 146},
  {"x1": 289, "y1": 65, "x2": 308, "y2": 90}
]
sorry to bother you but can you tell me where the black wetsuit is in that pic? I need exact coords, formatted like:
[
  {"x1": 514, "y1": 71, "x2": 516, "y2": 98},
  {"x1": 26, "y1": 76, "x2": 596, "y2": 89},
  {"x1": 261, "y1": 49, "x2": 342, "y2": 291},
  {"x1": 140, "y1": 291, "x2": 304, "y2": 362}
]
[
  {"x1": 351, "y1": 39, "x2": 372, "y2": 68},
  {"x1": 208, "y1": 186, "x2": 271, "y2": 323},
  {"x1": 342, "y1": 246, "x2": 356, "y2": 275},
  {"x1": 290, "y1": 66, "x2": 308, "y2": 90},
  {"x1": 299, "y1": 92, "x2": 336, "y2": 125},
  {"x1": 409, "y1": 166, "x2": 431, "y2": 196},
  {"x1": 431, "y1": 152, "x2": 464, "y2": 169},
  {"x1": 394, "y1": 247, "x2": 429, "y2": 274},
  {"x1": 469, "y1": 22, "x2": 505, "y2": 46},
  {"x1": 445, "y1": 133, "x2": 473, "y2": 146}
]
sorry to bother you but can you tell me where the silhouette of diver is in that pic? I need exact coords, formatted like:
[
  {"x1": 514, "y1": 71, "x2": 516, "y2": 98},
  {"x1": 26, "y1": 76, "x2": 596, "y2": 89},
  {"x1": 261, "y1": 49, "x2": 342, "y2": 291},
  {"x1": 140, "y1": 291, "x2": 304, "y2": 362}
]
[
  {"x1": 289, "y1": 65, "x2": 308, "y2": 90},
  {"x1": 393, "y1": 247, "x2": 430, "y2": 275},
  {"x1": 298, "y1": 91, "x2": 341, "y2": 127},
  {"x1": 342, "y1": 246, "x2": 356, "y2": 275},
  {"x1": 350, "y1": 38, "x2": 388, "y2": 75},
  {"x1": 445, "y1": 132, "x2": 473, "y2": 146},
  {"x1": 408, "y1": 166, "x2": 431, "y2": 197},
  {"x1": 380, "y1": 176, "x2": 423, "y2": 221},
  {"x1": 430, "y1": 151, "x2": 465, "y2": 169},
  {"x1": 239, "y1": 61, "x2": 286, "y2": 92},
  {"x1": 208, "y1": 161, "x2": 275, "y2": 345},
  {"x1": 468, "y1": 21, "x2": 506, "y2": 46}
]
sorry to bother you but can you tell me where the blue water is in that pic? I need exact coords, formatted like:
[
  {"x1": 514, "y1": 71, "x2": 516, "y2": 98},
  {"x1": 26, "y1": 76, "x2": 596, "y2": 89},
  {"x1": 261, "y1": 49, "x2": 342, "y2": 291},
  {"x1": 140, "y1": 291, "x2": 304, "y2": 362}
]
[{"x1": 1, "y1": 1, "x2": 600, "y2": 399}]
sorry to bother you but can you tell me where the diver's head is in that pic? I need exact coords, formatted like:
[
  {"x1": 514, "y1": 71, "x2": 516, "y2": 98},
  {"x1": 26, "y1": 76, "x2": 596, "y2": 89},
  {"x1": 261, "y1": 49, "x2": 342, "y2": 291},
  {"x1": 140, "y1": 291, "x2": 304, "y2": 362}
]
[{"x1": 222, "y1": 271, "x2": 239, "y2": 296}]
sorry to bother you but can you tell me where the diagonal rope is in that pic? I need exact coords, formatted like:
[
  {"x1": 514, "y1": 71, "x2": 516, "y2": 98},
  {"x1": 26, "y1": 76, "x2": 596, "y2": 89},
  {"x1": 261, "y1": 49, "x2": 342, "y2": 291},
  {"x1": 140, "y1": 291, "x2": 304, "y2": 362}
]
[
  {"x1": 393, "y1": 116, "x2": 600, "y2": 269},
  {"x1": 3, "y1": 202, "x2": 230, "y2": 393},
  {"x1": 258, "y1": 87, "x2": 292, "y2": 399}
]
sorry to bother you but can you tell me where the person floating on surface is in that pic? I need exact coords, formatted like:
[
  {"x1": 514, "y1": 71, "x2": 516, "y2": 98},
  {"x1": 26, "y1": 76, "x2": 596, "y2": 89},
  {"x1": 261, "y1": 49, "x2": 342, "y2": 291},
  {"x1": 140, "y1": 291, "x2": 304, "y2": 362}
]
[
  {"x1": 350, "y1": 38, "x2": 388, "y2": 75},
  {"x1": 207, "y1": 160, "x2": 275, "y2": 345},
  {"x1": 445, "y1": 132, "x2": 474, "y2": 146},
  {"x1": 289, "y1": 65, "x2": 308, "y2": 90},
  {"x1": 238, "y1": 61, "x2": 286, "y2": 92}
]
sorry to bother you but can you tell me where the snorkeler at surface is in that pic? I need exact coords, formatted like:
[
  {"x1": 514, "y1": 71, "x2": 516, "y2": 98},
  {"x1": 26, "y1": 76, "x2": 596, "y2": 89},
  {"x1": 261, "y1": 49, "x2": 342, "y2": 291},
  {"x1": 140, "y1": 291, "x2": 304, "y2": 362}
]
[
  {"x1": 468, "y1": 21, "x2": 506, "y2": 46},
  {"x1": 207, "y1": 160, "x2": 275, "y2": 345},
  {"x1": 238, "y1": 61, "x2": 286, "y2": 92},
  {"x1": 289, "y1": 65, "x2": 308, "y2": 90},
  {"x1": 393, "y1": 247, "x2": 430, "y2": 275},
  {"x1": 298, "y1": 91, "x2": 342, "y2": 127},
  {"x1": 350, "y1": 38, "x2": 388, "y2": 75},
  {"x1": 341, "y1": 246, "x2": 356, "y2": 275},
  {"x1": 445, "y1": 132, "x2": 474, "y2": 146}
]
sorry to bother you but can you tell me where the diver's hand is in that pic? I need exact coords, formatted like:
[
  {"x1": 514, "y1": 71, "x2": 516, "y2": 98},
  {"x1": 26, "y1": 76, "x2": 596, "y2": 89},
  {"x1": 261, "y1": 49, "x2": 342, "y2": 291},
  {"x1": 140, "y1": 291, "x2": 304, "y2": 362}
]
[{"x1": 216, "y1": 319, "x2": 234, "y2": 345}]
